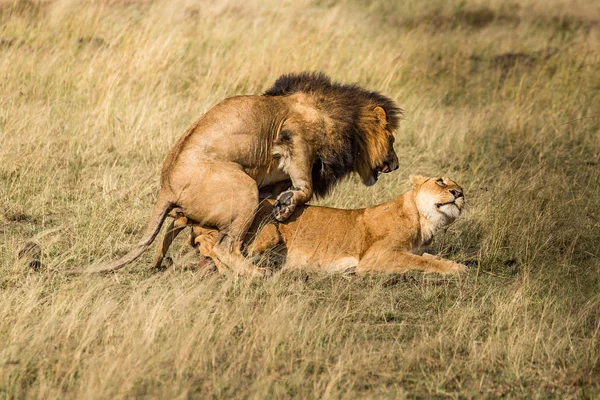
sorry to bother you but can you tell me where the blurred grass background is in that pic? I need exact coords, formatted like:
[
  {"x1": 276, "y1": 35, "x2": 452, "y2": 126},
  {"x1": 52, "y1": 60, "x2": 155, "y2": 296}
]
[{"x1": 0, "y1": 0, "x2": 599, "y2": 397}]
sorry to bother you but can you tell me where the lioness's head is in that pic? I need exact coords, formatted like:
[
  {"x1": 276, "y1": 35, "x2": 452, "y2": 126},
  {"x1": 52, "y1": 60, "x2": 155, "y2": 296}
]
[
  {"x1": 358, "y1": 106, "x2": 399, "y2": 186},
  {"x1": 410, "y1": 175, "x2": 465, "y2": 224}
]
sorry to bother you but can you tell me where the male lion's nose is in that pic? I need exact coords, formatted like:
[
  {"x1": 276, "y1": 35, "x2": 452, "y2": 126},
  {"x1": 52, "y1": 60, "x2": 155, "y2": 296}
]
[
  {"x1": 387, "y1": 157, "x2": 399, "y2": 171},
  {"x1": 450, "y1": 189, "x2": 463, "y2": 198}
]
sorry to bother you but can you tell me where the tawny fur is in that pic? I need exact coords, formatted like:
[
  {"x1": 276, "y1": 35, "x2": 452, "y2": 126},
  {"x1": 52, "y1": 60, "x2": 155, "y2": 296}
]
[
  {"x1": 176, "y1": 176, "x2": 467, "y2": 275},
  {"x1": 85, "y1": 72, "x2": 401, "y2": 274}
]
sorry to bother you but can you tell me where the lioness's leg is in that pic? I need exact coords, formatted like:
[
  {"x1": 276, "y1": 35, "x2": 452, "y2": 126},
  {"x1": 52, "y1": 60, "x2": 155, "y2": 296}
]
[
  {"x1": 246, "y1": 223, "x2": 282, "y2": 258},
  {"x1": 357, "y1": 241, "x2": 466, "y2": 275},
  {"x1": 190, "y1": 226, "x2": 220, "y2": 272},
  {"x1": 190, "y1": 226, "x2": 217, "y2": 253},
  {"x1": 152, "y1": 214, "x2": 188, "y2": 269}
]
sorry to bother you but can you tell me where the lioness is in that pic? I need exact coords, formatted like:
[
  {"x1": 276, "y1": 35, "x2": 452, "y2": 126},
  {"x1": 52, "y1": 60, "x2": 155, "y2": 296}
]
[
  {"x1": 173, "y1": 175, "x2": 467, "y2": 275},
  {"x1": 87, "y1": 72, "x2": 401, "y2": 274}
]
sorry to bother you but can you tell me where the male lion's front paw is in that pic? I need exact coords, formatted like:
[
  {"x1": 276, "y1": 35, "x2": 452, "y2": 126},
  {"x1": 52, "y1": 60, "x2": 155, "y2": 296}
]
[{"x1": 273, "y1": 190, "x2": 296, "y2": 221}]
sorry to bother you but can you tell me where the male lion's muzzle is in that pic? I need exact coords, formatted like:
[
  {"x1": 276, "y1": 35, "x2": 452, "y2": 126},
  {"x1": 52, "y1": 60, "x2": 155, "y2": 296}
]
[{"x1": 373, "y1": 152, "x2": 399, "y2": 180}]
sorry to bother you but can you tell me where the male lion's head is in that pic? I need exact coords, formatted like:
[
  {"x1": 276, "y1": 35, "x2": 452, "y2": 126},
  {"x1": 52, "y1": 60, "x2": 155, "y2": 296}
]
[
  {"x1": 265, "y1": 72, "x2": 402, "y2": 196},
  {"x1": 410, "y1": 175, "x2": 465, "y2": 224},
  {"x1": 356, "y1": 106, "x2": 399, "y2": 187}
]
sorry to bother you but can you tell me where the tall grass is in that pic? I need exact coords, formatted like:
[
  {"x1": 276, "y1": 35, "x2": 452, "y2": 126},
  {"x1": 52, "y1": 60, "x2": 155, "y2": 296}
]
[{"x1": 1, "y1": 0, "x2": 599, "y2": 397}]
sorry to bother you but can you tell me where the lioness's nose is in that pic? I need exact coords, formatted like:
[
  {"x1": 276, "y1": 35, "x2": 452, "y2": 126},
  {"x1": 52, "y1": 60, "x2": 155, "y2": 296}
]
[{"x1": 450, "y1": 189, "x2": 463, "y2": 198}]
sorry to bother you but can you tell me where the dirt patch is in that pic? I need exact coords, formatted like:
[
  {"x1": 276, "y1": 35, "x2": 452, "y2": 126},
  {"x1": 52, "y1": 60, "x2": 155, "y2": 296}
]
[
  {"x1": 0, "y1": 37, "x2": 16, "y2": 48},
  {"x1": 397, "y1": 6, "x2": 521, "y2": 31},
  {"x1": 0, "y1": 0, "x2": 50, "y2": 18},
  {"x1": 469, "y1": 48, "x2": 557, "y2": 77},
  {"x1": 393, "y1": 5, "x2": 598, "y2": 34},
  {"x1": 77, "y1": 36, "x2": 108, "y2": 48},
  {"x1": 492, "y1": 52, "x2": 537, "y2": 71},
  {"x1": 17, "y1": 241, "x2": 44, "y2": 271},
  {"x1": 4, "y1": 210, "x2": 37, "y2": 223}
]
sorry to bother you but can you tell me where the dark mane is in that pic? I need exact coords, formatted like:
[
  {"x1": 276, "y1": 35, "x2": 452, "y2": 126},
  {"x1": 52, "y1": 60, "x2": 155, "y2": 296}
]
[
  {"x1": 263, "y1": 72, "x2": 402, "y2": 198},
  {"x1": 263, "y1": 72, "x2": 401, "y2": 130}
]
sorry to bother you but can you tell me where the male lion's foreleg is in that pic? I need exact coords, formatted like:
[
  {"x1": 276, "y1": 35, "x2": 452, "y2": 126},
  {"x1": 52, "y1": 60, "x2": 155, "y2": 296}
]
[
  {"x1": 259, "y1": 180, "x2": 291, "y2": 200},
  {"x1": 357, "y1": 242, "x2": 466, "y2": 275},
  {"x1": 273, "y1": 142, "x2": 313, "y2": 221}
]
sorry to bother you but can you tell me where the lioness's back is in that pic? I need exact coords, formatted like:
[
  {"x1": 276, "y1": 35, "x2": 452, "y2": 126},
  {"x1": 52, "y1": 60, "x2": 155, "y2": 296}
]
[{"x1": 271, "y1": 204, "x2": 366, "y2": 264}]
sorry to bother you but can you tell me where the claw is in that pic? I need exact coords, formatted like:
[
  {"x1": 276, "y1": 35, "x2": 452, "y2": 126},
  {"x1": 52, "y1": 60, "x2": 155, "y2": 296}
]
[{"x1": 273, "y1": 190, "x2": 295, "y2": 221}]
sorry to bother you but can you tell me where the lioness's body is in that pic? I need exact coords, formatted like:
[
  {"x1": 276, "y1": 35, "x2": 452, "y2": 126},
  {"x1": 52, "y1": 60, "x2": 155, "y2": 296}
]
[
  {"x1": 190, "y1": 176, "x2": 467, "y2": 274},
  {"x1": 88, "y1": 72, "x2": 400, "y2": 274}
]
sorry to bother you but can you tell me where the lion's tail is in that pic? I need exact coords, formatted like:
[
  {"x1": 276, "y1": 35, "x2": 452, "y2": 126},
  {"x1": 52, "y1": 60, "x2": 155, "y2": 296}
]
[{"x1": 80, "y1": 192, "x2": 173, "y2": 274}]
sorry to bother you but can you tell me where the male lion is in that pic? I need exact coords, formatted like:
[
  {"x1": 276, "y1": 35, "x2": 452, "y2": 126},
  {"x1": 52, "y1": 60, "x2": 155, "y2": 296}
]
[
  {"x1": 171, "y1": 175, "x2": 467, "y2": 275},
  {"x1": 87, "y1": 72, "x2": 401, "y2": 274}
]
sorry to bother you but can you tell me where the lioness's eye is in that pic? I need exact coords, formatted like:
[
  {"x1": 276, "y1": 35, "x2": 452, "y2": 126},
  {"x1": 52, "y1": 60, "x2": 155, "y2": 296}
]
[{"x1": 436, "y1": 178, "x2": 446, "y2": 187}]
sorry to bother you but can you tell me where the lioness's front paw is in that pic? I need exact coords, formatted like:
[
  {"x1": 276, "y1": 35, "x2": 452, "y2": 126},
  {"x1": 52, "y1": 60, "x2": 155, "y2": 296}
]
[
  {"x1": 446, "y1": 261, "x2": 468, "y2": 274},
  {"x1": 422, "y1": 253, "x2": 441, "y2": 260},
  {"x1": 273, "y1": 190, "x2": 296, "y2": 221}
]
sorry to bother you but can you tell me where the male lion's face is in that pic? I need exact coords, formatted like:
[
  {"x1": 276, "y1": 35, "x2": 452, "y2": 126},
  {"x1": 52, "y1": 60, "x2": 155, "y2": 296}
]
[
  {"x1": 362, "y1": 134, "x2": 399, "y2": 186},
  {"x1": 413, "y1": 176, "x2": 465, "y2": 222}
]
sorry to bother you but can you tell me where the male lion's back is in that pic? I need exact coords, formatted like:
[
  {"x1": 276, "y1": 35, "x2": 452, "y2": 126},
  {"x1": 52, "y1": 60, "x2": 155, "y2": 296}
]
[{"x1": 161, "y1": 95, "x2": 286, "y2": 182}]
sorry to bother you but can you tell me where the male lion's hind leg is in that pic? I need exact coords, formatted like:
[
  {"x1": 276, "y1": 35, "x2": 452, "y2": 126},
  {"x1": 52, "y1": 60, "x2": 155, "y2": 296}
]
[
  {"x1": 152, "y1": 210, "x2": 188, "y2": 269},
  {"x1": 177, "y1": 165, "x2": 270, "y2": 277},
  {"x1": 357, "y1": 242, "x2": 467, "y2": 275}
]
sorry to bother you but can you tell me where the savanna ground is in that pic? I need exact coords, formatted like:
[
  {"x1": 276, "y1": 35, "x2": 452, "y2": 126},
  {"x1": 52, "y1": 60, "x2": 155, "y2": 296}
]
[{"x1": 1, "y1": 0, "x2": 599, "y2": 398}]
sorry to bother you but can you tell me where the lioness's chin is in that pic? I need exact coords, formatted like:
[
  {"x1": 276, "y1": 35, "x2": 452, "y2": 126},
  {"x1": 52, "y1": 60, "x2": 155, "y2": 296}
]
[{"x1": 436, "y1": 203, "x2": 461, "y2": 218}]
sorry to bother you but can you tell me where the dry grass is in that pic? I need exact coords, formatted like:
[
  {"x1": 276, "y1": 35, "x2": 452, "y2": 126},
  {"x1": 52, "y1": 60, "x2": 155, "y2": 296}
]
[{"x1": 1, "y1": 0, "x2": 599, "y2": 398}]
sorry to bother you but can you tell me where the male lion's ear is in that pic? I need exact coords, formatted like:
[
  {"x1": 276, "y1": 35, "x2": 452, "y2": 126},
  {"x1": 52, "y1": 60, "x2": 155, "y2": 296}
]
[
  {"x1": 374, "y1": 106, "x2": 387, "y2": 127},
  {"x1": 409, "y1": 175, "x2": 429, "y2": 187}
]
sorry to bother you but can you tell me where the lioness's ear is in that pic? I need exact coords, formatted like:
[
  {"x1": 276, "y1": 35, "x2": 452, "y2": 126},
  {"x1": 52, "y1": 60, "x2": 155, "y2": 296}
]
[
  {"x1": 409, "y1": 175, "x2": 428, "y2": 187},
  {"x1": 374, "y1": 106, "x2": 387, "y2": 127}
]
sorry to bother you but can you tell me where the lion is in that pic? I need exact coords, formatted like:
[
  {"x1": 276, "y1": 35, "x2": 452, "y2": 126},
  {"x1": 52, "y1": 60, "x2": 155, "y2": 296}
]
[
  {"x1": 86, "y1": 72, "x2": 401, "y2": 274},
  {"x1": 169, "y1": 175, "x2": 467, "y2": 275}
]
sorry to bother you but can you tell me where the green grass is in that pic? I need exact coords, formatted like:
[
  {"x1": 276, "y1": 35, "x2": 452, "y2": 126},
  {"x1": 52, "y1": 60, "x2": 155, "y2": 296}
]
[{"x1": 1, "y1": 0, "x2": 599, "y2": 398}]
